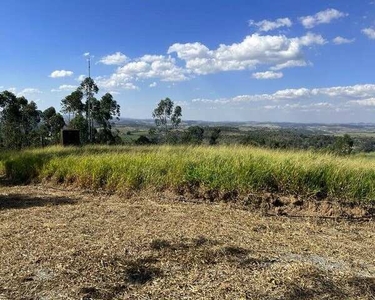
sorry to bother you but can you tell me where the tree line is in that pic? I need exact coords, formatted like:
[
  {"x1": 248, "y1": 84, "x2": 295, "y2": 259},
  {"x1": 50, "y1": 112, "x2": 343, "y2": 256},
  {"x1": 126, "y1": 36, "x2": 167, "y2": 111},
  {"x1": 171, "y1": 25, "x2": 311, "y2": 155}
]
[
  {"x1": 0, "y1": 76, "x2": 369, "y2": 155},
  {"x1": 0, "y1": 77, "x2": 121, "y2": 149}
]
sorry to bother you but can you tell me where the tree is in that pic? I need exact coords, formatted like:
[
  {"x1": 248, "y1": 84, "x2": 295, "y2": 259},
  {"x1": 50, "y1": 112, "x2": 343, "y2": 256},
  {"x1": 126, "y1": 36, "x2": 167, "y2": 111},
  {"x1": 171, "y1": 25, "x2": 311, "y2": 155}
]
[
  {"x1": 61, "y1": 78, "x2": 120, "y2": 145},
  {"x1": 70, "y1": 114, "x2": 88, "y2": 144},
  {"x1": 61, "y1": 90, "x2": 84, "y2": 122},
  {"x1": 92, "y1": 93, "x2": 120, "y2": 130},
  {"x1": 171, "y1": 105, "x2": 182, "y2": 128},
  {"x1": 209, "y1": 128, "x2": 221, "y2": 145},
  {"x1": 91, "y1": 93, "x2": 120, "y2": 144},
  {"x1": 42, "y1": 107, "x2": 65, "y2": 144},
  {"x1": 78, "y1": 77, "x2": 99, "y2": 142},
  {"x1": 152, "y1": 98, "x2": 182, "y2": 134},
  {"x1": 0, "y1": 91, "x2": 41, "y2": 149},
  {"x1": 183, "y1": 126, "x2": 205, "y2": 145},
  {"x1": 333, "y1": 134, "x2": 354, "y2": 155}
]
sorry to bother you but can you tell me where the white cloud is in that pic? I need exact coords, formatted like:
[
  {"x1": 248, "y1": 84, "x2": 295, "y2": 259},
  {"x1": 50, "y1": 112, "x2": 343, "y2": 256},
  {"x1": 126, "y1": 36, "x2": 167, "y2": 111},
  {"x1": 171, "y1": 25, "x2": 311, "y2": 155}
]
[
  {"x1": 191, "y1": 83, "x2": 375, "y2": 104},
  {"x1": 362, "y1": 27, "x2": 375, "y2": 39},
  {"x1": 313, "y1": 84, "x2": 375, "y2": 98},
  {"x1": 98, "y1": 55, "x2": 188, "y2": 89},
  {"x1": 299, "y1": 8, "x2": 348, "y2": 28},
  {"x1": 99, "y1": 52, "x2": 128, "y2": 65},
  {"x1": 297, "y1": 32, "x2": 327, "y2": 46},
  {"x1": 252, "y1": 71, "x2": 283, "y2": 79},
  {"x1": 149, "y1": 82, "x2": 157, "y2": 88},
  {"x1": 332, "y1": 36, "x2": 355, "y2": 44},
  {"x1": 270, "y1": 60, "x2": 309, "y2": 70},
  {"x1": 108, "y1": 91, "x2": 121, "y2": 95},
  {"x1": 347, "y1": 98, "x2": 375, "y2": 106},
  {"x1": 122, "y1": 83, "x2": 139, "y2": 90},
  {"x1": 248, "y1": 18, "x2": 292, "y2": 32},
  {"x1": 263, "y1": 102, "x2": 334, "y2": 111},
  {"x1": 51, "y1": 85, "x2": 77, "y2": 92},
  {"x1": 97, "y1": 32, "x2": 326, "y2": 89},
  {"x1": 8, "y1": 88, "x2": 43, "y2": 97},
  {"x1": 49, "y1": 70, "x2": 74, "y2": 78},
  {"x1": 83, "y1": 52, "x2": 90, "y2": 57},
  {"x1": 168, "y1": 32, "x2": 325, "y2": 75},
  {"x1": 76, "y1": 74, "x2": 86, "y2": 82}
]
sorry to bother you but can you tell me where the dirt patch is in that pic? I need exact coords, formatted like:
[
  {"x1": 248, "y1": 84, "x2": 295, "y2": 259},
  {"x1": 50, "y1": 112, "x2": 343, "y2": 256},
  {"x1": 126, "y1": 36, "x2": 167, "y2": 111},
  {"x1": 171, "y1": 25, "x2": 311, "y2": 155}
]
[
  {"x1": 0, "y1": 184, "x2": 374, "y2": 299},
  {"x1": 174, "y1": 185, "x2": 375, "y2": 219}
]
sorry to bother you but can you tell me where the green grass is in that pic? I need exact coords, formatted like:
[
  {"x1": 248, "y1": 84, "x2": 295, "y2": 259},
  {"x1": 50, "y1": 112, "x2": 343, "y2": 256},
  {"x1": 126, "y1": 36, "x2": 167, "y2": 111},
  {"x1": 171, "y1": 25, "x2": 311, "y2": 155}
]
[{"x1": 1, "y1": 145, "x2": 375, "y2": 203}]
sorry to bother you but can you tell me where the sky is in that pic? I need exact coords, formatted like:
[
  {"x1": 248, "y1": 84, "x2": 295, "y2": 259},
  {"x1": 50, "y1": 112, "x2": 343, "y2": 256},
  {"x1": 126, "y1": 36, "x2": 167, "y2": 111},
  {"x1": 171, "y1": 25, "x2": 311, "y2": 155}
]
[{"x1": 1, "y1": 0, "x2": 375, "y2": 123}]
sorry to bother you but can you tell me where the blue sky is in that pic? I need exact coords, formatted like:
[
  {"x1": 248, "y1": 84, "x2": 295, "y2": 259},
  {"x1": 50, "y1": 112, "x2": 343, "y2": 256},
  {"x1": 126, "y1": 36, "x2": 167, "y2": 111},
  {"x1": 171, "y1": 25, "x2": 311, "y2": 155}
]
[{"x1": 1, "y1": 0, "x2": 375, "y2": 123}]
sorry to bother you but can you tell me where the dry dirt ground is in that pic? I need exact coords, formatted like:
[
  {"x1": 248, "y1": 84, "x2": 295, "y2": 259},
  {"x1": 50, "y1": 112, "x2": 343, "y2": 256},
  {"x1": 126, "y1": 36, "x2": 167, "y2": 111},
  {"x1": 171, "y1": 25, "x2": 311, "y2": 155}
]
[{"x1": 0, "y1": 184, "x2": 374, "y2": 300}]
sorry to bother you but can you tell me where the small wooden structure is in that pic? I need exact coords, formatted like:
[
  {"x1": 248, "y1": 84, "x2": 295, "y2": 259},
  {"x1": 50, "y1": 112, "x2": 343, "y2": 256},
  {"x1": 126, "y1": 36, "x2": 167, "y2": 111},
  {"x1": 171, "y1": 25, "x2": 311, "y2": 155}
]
[{"x1": 61, "y1": 129, "x2": 80, "y2": 146}]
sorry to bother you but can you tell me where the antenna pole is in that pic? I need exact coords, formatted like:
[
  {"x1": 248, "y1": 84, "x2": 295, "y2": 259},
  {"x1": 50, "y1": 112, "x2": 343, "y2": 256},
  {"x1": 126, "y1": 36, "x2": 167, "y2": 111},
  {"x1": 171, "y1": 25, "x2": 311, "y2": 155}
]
[{"x1": 88, "y1": 56, "x2": 91, "y2": 78}]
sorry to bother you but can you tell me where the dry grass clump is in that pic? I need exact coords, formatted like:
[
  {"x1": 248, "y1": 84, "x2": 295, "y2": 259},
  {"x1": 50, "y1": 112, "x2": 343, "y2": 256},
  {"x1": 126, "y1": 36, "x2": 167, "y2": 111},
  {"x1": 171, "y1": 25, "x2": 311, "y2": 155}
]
[{"x1": 2, "y1": 145, "x2": 375, "y2": 204}]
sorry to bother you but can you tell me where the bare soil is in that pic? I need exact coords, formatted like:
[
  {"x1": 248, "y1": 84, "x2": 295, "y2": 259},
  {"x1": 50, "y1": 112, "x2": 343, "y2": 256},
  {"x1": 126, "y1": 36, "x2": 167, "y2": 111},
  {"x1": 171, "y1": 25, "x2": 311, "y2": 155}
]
[{"x1": 0, "y1": 184, "x2": 374, "y2": 299}]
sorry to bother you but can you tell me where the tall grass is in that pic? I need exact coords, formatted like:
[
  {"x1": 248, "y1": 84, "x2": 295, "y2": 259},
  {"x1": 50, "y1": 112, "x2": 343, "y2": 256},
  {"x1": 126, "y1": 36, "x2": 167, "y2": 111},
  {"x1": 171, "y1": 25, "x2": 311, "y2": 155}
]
[{"x1": 1, "y1": 145, "x2": 375, "y2": 203}]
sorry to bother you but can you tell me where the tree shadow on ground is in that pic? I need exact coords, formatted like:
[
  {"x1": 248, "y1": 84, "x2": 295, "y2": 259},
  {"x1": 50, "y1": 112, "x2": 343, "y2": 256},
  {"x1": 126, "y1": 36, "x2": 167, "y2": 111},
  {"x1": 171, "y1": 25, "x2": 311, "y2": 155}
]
[
  {"x1": 150, "y1": 236, "x2": 275, "y2": 268},
  {"x1": 282, "y1": 273, "x2": 375, "y2": 300},
  {"x1": 0, "y1": 193, "x2": 77, "y2": 210}
]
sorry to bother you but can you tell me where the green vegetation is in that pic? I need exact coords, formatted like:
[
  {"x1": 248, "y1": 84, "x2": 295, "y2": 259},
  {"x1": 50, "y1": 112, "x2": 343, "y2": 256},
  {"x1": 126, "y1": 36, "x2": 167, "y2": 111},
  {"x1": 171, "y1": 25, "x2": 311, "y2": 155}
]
[
  {"x1": 0, "y1": 77, "x2": 120, "y2": 149},
  {"x1": 2, "y1": 145, "x2": 375, "y2": 204}
]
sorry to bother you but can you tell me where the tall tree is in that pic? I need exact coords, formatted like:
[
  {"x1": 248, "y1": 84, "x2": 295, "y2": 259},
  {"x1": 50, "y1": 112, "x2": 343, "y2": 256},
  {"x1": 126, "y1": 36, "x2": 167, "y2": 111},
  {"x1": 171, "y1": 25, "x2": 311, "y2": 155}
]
[
  {"x1": 78, "y1": 77, "x2": 99, "y2": 142},
  {"x1": 61, "y1": 90, "x2": 84, "y2": 122},
  {"x1": 152, "y1": 98, "x2": 182, "y2": 134},
  {"x1": 92, "y1": 93, "x2": 121, "y2": 143},
  {"x1": 42, "y1": 107, "x2": 65, "y2": 144},
  {"x1": 60, "y1": 78, "x2": 120, "y2": 145},
  {"x1": 0, "y1": 91, "x2": 41, "y2": 148}
]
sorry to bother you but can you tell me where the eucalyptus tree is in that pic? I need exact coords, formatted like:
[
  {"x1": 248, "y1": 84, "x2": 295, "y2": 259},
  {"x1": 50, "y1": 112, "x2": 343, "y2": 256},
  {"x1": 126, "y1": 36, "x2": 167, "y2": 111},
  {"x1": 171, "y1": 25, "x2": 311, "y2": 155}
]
[
  {"x1": 0, "y1": 91, "x2": 41, "y2": 148},
  {"x1": 42, "y1": 107, "x2": 65, "y2": 144},
  {"x1": 152, "y1": 98, "x2": 182, "y2": 134},
  {"x1": 61, "y1": 78, "x2": 121, "y2": 144},
  {"x1": 61, "y1": 90, "x2": 84, "y2": 121},
  {"x1": 78, "y1": 77, "x2": 99, "y2": 142}
]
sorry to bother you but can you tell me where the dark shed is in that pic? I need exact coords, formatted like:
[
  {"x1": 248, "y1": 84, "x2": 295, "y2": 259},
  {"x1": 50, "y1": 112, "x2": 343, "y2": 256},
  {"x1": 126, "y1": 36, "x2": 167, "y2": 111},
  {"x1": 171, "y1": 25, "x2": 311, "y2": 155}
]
[{"x1": 61, "y1": 129, "x2": 80, "y2": 146}]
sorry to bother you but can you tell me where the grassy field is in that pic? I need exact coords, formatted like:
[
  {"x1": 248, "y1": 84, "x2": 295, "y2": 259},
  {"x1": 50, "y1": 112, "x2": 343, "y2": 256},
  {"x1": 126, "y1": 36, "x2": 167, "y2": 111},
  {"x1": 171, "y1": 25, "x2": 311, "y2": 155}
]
[{"x1": 2, "y1": 145, "x2": 375, "y2": 204}]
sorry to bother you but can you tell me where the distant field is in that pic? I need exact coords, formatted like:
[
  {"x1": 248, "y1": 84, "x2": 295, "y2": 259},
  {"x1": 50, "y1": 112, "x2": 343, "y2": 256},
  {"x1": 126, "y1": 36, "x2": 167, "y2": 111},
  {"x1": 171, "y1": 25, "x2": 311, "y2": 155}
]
[{"x1": 2, "y1": 145, "x2": 375, "y2": 204}]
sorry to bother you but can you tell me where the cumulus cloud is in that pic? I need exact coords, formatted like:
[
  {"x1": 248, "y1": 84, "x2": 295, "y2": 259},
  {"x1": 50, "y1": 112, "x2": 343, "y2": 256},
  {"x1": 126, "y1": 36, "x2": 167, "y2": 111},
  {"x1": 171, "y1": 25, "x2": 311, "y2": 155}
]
[
  {"x1": 168, "y1": 32, "x2": 325, "y2": 75},
  {"x1": 263, "y1": 102, "x2": 334, "y2": 112},
  {"x1": 362, "y1": 27, "x2": 375, "y2": 39},
  {"x1": 51, "y1": 85, "x2": 77, "y2": 92},
  {"x1": 76, "y1": 74, "x2": 86, "y2": 82},
  {"x1": 50, "y1": 70, "x2": 74, "y2": 78},
  {"x1": 149, "y1": 82, "x2": 157, "y2": 88},
  {"x1": 95, "y1": 32, "x2": 326, "y2": 89},
  {"x1": 270, "y1": 60, "x2": 310, "y2": 70},
  {"x1": 97, "y1": 55, "x2": 188, "y2": 89},
  {"x1": 332, "y1": 36, "x2": 355, "y2": 44},
  {"x1": 248, "y1": 18, "x2": 292, "y2": 32},
  {"x1": 252, "y1": 71, "x2": 283, "y2": 79},
  {"x1": 83, "y1": 52, "x2": 90, "y2": 57},
  {"x1": 191, "y1": 83, "x2": 375, "y2": 104},
  {"x1": 347, "y1": 98, "x2": 375, "y2": 106},
  {"x1": 99, "y1": 52, "x2": 128, "y2": 65},
  {"x1": 299, "y1": 8, "x2": 348, "y2": 28},
  {"x1": 17, "y1": 88, "x2": 42, "y2": 97}
]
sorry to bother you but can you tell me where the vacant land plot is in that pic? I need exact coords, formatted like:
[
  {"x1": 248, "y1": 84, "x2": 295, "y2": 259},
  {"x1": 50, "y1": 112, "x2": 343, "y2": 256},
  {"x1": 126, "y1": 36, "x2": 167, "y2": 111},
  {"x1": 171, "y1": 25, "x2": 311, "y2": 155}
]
[{"x1": 0, "y1": 184, "x2": 374, "y2": 299}]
